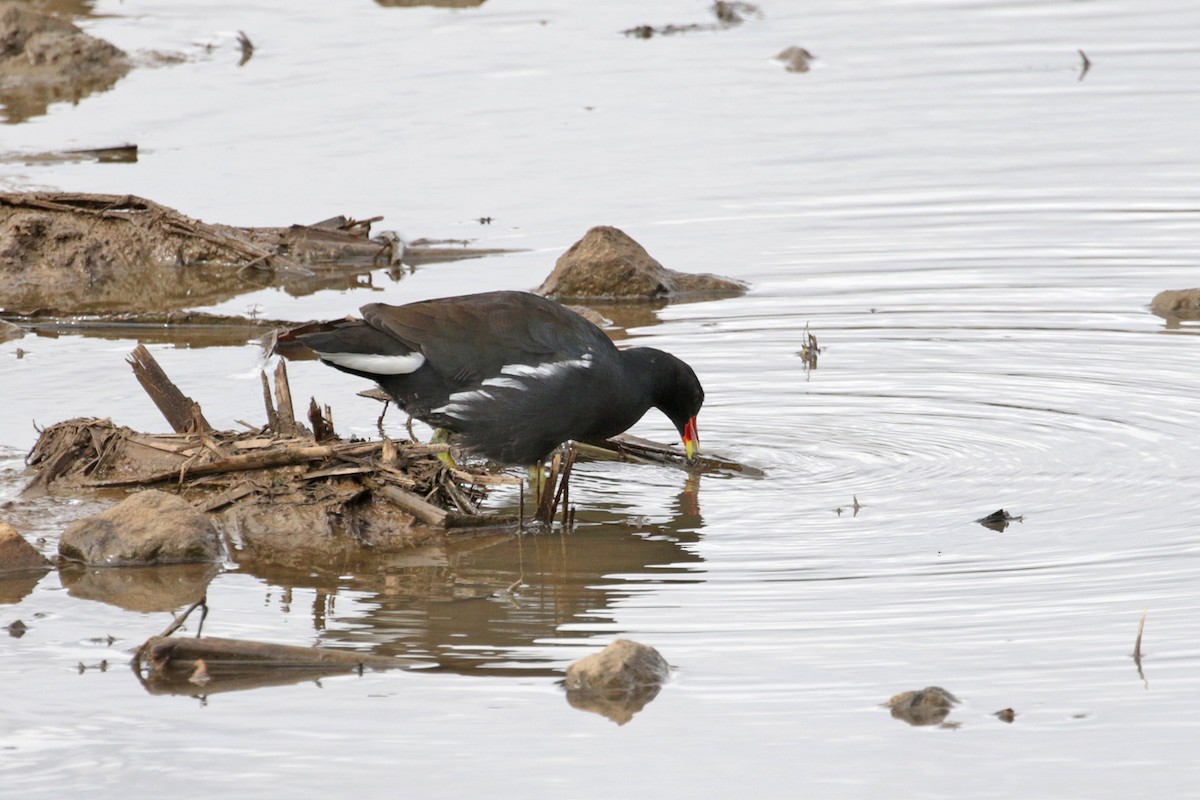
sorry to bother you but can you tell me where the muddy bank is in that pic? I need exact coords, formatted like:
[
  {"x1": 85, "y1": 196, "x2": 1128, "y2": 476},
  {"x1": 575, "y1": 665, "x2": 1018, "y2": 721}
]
[
  {"x1": 0, "y1": 192, "x2": 514, "y2": 317},
  {"x1": 0, "y1": 3, "x2": 130, "y2": 123}
]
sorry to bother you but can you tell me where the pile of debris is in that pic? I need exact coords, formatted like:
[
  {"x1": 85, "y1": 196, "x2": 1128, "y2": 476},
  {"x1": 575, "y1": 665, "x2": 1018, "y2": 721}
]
[{"x1": 25, "y1": 346, "x2": 524, "y2": 567}]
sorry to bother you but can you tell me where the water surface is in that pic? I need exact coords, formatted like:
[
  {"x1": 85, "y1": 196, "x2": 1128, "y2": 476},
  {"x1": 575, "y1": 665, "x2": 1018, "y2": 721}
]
[{"x1": 2, "y1": 1, "x2": 1199, "y2": 797}]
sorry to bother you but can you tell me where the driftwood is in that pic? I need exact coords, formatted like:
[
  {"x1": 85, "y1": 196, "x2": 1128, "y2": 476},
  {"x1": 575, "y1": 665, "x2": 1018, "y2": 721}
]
[
  {"x1": 128, "y1": 344, "x2": 212, "y2": 434},
  {"x1": 141, "y1": 635, "x2": 405, "y2": 671},
  {"x1": 134, "y1": 634, "x2": 414, "y2": 696}
]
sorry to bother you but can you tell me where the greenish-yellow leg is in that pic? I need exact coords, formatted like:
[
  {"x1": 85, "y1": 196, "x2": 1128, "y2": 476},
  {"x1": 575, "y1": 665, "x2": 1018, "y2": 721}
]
[
  {"x1": 527, "y1": 463, "x2": 547, "y2": 504},
  {"x1": 432, "y1": 428, "x2": 457, "y2": 469}
]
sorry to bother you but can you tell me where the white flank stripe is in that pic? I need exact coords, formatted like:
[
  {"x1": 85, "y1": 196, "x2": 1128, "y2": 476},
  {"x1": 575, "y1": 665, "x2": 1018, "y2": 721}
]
[
  {"x1": 319, "y1": 352, "x2": 426, "y2": 375},
  {"x1": 432, "y1": 389, "x2": 494, "y2": 419},
  {"x1": 499, "y1": 354, "x2": 592, "y2": 381},
  {"x1": 481, "y1": 376, "x2": 525, "y2": 390}
]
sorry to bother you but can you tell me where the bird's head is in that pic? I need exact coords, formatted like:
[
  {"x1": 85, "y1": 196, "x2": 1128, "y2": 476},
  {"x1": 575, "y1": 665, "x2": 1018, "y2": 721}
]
[{"x1": 656, "y1": 353, "x2": 704, "y2": 463}]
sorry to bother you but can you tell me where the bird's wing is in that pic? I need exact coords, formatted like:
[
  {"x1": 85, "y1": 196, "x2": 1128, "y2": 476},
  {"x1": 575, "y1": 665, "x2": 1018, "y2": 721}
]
[{"x1": 362, "y1": 292, "x2": 613, "y2": 385}]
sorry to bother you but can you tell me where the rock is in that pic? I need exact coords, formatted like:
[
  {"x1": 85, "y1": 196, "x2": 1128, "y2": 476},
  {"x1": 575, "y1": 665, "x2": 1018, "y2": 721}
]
[
  {"x1": 536, "y1": 226, "x2": 746, "y2": 301},
  {"x1": 565, "y1": 638, "x2": 671, "y2": 693},
  {"x1": 0, "y1": 520, "x2": 50, "y2": 573},
  {"x1": 885, "y1": 686, "x2": 960, "y2": 726},
  {"x1": 776, "y1": 46, "x2": 815, "y2": 73},
  {"x1": 59, "y1": 490, "x2": 222, "y2": 566},
  {"x1": 1150, "y1": 288, "x2": 1200, "y2": 322},
  {"x1": 564, "y1": 639, "x2": 670, "y2": 724}
]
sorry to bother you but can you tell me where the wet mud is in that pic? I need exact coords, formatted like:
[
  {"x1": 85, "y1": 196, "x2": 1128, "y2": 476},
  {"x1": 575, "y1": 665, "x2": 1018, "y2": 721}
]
[
  {"x1": 0, "y1": 2, "x2": 130, "y2": 123},
  {"x1": 0, "y1": 193, "x2": 513, "y2": 318}
]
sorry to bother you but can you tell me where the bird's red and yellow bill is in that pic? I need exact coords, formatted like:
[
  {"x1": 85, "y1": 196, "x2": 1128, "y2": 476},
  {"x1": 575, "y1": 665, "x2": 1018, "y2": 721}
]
[{"x1": 682, "y1": 416, "x2": 700, "y2": 461}]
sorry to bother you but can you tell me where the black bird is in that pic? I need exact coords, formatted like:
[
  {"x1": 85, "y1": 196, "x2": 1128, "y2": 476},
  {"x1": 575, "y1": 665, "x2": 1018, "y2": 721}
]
[{"x1": 298, "y1": 290, "x2": 703, "y2": 466}]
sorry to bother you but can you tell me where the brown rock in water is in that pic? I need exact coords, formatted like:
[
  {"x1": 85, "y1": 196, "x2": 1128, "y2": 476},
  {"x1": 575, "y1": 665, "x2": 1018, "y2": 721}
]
[
  {"x1": 537, "y1": 226, "x2": 746, "y2": 301},
  {"x1": 0, "y1": 3, "x2": 131, "y2": 123},
  {"x1": 0, "y1": 521, "x2": 50, "y2": 573},
  {"x1": 59, "y1": 490, "x2": 222, "y2": 566},
  {"x1": 885, "y1": 686, "x2": 960, "y2": 726},
  {"x1": 564, "y1": 639, "x2": 670, "y2": 724},
  {"x1": 775, "y1": 46, "x2": 815, "y2": 73},
  {"x1": 1150, "y1": 288, "x2": 1200, "y2": 322}
]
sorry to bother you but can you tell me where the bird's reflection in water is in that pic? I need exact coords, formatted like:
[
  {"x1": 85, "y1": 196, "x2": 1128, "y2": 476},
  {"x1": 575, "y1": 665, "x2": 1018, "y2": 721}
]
[{"x1": 237, "y1": 469, "x2": 707, "y2": 678}]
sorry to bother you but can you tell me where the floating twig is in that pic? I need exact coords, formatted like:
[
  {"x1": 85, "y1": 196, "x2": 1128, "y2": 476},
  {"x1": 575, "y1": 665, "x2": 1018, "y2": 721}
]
[
  {"x1": 236, "y1": 31, "x2": 254, "y2": 67},
  {"x1": 1133, "y1": 609, "x2": 1148, "y2": 685}
]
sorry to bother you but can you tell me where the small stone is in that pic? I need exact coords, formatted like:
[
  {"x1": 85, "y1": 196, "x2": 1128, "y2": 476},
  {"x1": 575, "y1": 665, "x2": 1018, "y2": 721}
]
[
  {"x1": 6, "y1": 619, "x2": 27, "y2": 637},
  {"x1": 59, "y1": 489, "x2": 221, "y2": 566},
  {"x1": 885, "y1": 686, "x2": 960, "y2": 726},
  {"x1": 775, "y1": 46, "x2": 816, "y2": 73}
]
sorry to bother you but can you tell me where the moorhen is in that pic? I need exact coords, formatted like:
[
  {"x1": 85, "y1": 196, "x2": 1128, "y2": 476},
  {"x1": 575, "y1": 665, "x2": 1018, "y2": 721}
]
[{"x1": 298, "y1": 290, "x2": 703, "y2": 466}]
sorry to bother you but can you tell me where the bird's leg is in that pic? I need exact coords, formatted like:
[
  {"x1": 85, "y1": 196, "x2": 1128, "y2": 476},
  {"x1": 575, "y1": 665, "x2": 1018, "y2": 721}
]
[
  {"x1": 527, "y1": 462, "x2": 547, "y2": 506},
  {"x1": 431, "y1": 427, "x2": 457, "y2": 469}
]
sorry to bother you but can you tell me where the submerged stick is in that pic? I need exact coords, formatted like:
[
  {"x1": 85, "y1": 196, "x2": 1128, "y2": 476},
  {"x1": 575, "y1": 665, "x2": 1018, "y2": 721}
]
[
  {"x1": 1133, "y1": 609, "x2": 1147, "y2": 663},
  {"x1": 128, "y1": 345, "x2": 212, "y2": 434}
]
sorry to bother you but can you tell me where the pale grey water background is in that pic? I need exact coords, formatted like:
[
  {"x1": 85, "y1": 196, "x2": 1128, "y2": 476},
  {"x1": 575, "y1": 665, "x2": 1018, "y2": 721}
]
[{"x1": 2, "y1": 1, "x2": 1200, "y2": 797}]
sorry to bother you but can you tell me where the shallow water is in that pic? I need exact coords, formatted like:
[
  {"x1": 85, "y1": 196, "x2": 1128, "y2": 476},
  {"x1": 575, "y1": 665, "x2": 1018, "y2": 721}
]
[{"x1": 2, "y1": 1, "x2": 1200, "y2": 797}]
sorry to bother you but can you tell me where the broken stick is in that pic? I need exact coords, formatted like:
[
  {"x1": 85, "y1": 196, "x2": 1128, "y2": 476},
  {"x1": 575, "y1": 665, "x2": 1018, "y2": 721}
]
[{"x1": 128, "y1": 344, "x2": 212, "y2": 434}]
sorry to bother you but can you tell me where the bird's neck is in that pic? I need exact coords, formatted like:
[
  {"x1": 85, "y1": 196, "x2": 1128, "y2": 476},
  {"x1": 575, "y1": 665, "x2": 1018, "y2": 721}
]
[{"x1": 617, "y1": 347, "x2": 675, "y2": 409}]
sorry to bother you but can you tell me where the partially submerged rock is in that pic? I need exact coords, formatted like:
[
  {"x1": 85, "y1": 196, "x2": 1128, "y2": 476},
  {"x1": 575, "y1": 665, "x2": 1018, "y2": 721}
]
[
  {"x1": 776, "y1": 46, "x2": 816, "y2": 73},
  {"x1": 885, "y1": 686, "x2": 960, "y2": 726},
  {"x1": 59, "y1": 489, "x2": 222, "y2": 566},
  {"x1": 564, "y1": 639, "x2": 670, "y2": 724},
  {"x1": 0, "y1": 3, "x2": 130, "y2": 123},
  {"x1": 537, "y1": 226, "x2": 746, "y2": 301},
  {"x1": 0, "y1": 520, "x2": 50, "y2": 573},
  {"x1": 1150, "y1": 288, "x2": 1200, "y2": 322}
]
